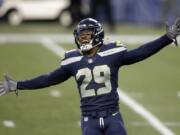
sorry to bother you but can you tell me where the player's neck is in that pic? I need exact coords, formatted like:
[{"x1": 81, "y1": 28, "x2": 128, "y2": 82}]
[{"x1": 83, "y1": 46, "x2": 99, "y2": 57}]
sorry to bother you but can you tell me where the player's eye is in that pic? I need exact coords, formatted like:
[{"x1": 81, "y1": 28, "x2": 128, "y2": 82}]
[{"x1": 79, "y1": 31, "x2": 93, "y2": 43}]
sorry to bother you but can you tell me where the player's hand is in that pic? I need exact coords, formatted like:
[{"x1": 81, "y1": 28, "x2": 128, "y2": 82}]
[
  {"x1": 0, "y1": 75, "x2": 18, "y2": 96},
  {"x1": 166, "y1": 17, "x2": 180, "y2": 46}
]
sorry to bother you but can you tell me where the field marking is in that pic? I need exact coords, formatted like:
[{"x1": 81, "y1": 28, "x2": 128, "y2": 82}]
[
  {"x1": 77, "y1": 121, "x2": 81, "y2": 127},
  {"x1": 40, "y1": 37, "x2": 175, "y2": 135},
  {"x1": 50, "y1": 89, "x2": 62, "y2": 98},
  {"x1": 127, "y1": 92, "x2": 144, "y2": 99},
  {"x1": 132, "y1": 121, "x2": 180, "y2": 127},
  {"x1": 0, "y1": 33, "x2": 179, "y2": 45},
  {"x1": 40, "y1": 37, "x2": 65, "y2": 57},
  {"x1": 118, "y1": 90, "x2": 175, "y2": 135},
  {"x1": 2, "y1": 120, "x2": 15, "y2": 128},
  {"x1": 164, "y1": 122, "x2": 180, "y2": 127},
  {"x1": 177, "y1": 91, "x2": 180, "y2": 98}
]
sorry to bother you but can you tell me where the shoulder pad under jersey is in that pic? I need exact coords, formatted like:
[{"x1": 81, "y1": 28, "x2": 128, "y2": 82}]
[
  {"x1": 60, "y1": 49, "x2": 83, "y2": 66},
  {"x1": 102, "y1": 40, "x2": 127, "y2": 50},
  {"x1": 98, "y1": 41, "x2": 127, "y2": 57}
]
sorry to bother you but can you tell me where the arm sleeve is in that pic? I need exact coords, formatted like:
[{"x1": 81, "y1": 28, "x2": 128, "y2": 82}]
[
  {"x1": 122, "y1": 35, "x2": 173, "y2": 65},
  {"x1": 17, "y1": 66, "x2": 71, "y2": 90}
]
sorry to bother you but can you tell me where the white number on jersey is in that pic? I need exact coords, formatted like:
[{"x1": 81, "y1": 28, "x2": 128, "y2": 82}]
[{"x1": 76, "y1": 65, "x2": 112, "y2": 98}]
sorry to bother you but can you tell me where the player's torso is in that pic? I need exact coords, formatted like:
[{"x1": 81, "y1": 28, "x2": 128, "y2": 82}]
[{"x1": 62, "y1": 42, "x2": 126, "y2": 112}]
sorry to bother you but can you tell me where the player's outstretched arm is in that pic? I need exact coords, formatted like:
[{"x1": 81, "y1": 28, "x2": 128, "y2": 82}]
[
  {"x1": 0, "y1": 75, "x2": 18, "y2": 96},
  {"x1": 0, "y1": 52, "x2": 72, "y2": 96},
  {"x1": 166, "y1": 17, "x2": 180, "y2": 46},
  {"x1": 122, "y1": 17, "x2": 180, "y2": 65}
]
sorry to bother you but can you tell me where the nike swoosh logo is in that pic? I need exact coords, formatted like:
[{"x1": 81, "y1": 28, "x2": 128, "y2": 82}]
[{"x1": 112, "y1": 112, "x2": 119, "y2": 116}]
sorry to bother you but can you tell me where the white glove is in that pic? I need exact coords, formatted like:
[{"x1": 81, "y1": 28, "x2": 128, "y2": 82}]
[
  {"x1": 166, "y1": 17, "x2": 180, "y2": 46},
  {"x1": 0, "y1": 75, "x2": 18, "y2": 96}
]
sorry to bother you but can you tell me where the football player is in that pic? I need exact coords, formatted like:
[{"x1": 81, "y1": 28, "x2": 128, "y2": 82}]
[{"x1": 0, "y1": 18, "x2": 180, "y2": 135}]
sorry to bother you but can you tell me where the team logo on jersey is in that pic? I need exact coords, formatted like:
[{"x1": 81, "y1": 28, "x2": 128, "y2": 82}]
[{"x1": 112, "y1": 112, "x2": 119, "y2": 116}]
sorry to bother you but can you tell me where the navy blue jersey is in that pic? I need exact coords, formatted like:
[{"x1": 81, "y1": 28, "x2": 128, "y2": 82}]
[
  {"x1": 60, "y1": 42, "x2": 126, "y2": 112},
  {"x1": 17, "y1": 35, "x2": 172, "y2": 113}
]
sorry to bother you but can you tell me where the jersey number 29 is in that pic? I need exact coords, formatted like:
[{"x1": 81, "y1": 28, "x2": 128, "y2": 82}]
[{"x1": 76, "y1": 65, "x2": 112, "y2": 98}]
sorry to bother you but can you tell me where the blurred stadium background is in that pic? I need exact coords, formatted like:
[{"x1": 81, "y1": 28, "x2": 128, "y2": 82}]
[{"x1": 0, "y1": 0, "x2": 180, "y2": 135}]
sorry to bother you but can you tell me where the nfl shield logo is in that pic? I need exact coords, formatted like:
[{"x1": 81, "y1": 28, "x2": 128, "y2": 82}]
[
  {"x1": 84, "y1": 117, "x2": 89, "y2": 122},
  {"x1": 88, "y1": 59, "x2": 93, "y2": 64}
]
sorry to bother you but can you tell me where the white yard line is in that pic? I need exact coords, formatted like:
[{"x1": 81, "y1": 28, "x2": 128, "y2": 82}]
[
  {"x1": 132, "y1": 121, "x2": 180, "y2": 127},
  {"x1": 165, "y1": 122, "x2": 180, "y2": 127},
  {"x1": 118, "y1": 90, "x2": 174, "y2": 135},
  {"x1": 2, "y1": 120, "x2": 15, "y2": 128},
  {"x1": 177, "y1": 91, "x2": 180, "y2": 98},
  {"x1": 50, "y1": 89, "x2": 62, "y2": 98},
  {"x1": 127, "y1": 92, "x2": 144, "y2": 99},
  {"x1": 40, "y1": 37, "x2": 65, "y2": 57},
  {"x1": 0, "y1": 33, "x2": 171, "y2": 44},
  {"x1": 40, "y1": 37, "x2": 175, "y2": 135}
]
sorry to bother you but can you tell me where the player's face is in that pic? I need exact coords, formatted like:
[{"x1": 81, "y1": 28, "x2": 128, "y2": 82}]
[
  {"x1": 78, "y1": 30, "x2": 93, "y2": 45},
  {"x1": 76, "y1": 29, "x2": 98, "y2": 56}
]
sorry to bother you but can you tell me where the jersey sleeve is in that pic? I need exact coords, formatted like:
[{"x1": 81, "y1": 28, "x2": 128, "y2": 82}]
[
  {"x1": 17, "y1": 54, "x2": 72, "y2": 90},
  {"x1": 121, "y1": 34, "x2": 173, "y2": 65}
]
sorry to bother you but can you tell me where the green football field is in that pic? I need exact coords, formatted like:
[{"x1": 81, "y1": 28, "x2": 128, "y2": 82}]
[{"x1": 0, "y1": 24, "x2": 180, "y2": 135}]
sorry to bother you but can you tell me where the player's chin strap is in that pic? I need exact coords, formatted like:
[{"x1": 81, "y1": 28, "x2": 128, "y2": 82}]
[{"x1": 80, "y1": 41, "x2": 102, "y2": 52}]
